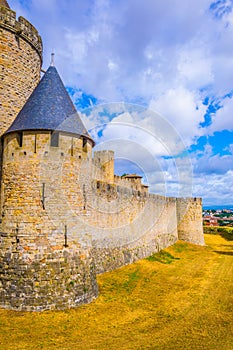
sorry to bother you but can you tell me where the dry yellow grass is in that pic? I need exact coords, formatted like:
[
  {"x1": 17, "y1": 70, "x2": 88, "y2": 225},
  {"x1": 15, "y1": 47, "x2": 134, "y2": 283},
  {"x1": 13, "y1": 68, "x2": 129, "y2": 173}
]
[{"x1": 0, "y1": 234, "x2": 233, "y2": 350}]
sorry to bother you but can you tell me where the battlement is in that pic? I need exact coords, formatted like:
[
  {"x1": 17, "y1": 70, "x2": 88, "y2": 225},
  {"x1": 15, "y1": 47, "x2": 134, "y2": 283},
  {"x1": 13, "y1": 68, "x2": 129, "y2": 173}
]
[
  {"x1": 93, "y1": 150, "x2": 115, "y2": 183},
  {"x1": 0, "y1": 6, "x2": 42, "y2": 60},
  {"x1": 93, "y1": 179, "x2": 149, "y2": 199},
  {"x1": 114, "y1": 174, "x2": 149, "y2": 193},
  {"x1": 3, "y1": 131, "x2": 92, "y2": 164}
]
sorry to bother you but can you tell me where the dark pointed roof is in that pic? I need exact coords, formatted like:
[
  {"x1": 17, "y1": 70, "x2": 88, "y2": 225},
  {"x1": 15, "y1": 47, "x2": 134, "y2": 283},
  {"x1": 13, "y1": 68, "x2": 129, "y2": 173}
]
[
  {"x1": 5, "y1": 66, "x2": 94, "y2": 144},
  {"x1": 0, "y1": 0, "x2": 10, "y2": 8}
]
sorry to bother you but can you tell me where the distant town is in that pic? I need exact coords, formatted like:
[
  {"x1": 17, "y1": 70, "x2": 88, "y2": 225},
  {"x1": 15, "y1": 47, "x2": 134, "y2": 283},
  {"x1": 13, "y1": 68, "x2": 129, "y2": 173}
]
[{"x1": 203, "y1": 208, "x2": 233, "y2": 227}]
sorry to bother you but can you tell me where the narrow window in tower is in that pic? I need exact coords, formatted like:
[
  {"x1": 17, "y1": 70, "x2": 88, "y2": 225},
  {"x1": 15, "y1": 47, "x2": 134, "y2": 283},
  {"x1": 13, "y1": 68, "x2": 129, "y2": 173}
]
[
  {"x1": 34, "y1": 134, "x2": 37, "y2": 153},
  {"x1": 18, "y1": 132, "x2": 23, "y2": 147},
  {"x1": 64, "y1": 225, "x2": 68, "y2": 247},
  {"x1": 71, "y1": 137, "x2": 74, "y2": 156},
  {"x1": 51, "y1": 131, "x2": 59, "y2": 147},
  {"x1": 16, "y1": 225, "x2": 20, "y2": 244},
  {"x1": 41, "y1": 183, "x2": 45, "y2": 210},
  {"x1": 82, "y1": 138, "x2": 87, "y2": 152},
  {"x1": 83, "y1": 184, "x2": 86, "y2": 210}
]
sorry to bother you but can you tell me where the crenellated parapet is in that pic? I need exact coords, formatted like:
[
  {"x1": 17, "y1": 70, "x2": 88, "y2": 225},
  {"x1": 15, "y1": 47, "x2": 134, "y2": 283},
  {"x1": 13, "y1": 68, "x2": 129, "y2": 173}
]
[{"x1": 0, "y1": 6, "x2": 42, "y2": 60}]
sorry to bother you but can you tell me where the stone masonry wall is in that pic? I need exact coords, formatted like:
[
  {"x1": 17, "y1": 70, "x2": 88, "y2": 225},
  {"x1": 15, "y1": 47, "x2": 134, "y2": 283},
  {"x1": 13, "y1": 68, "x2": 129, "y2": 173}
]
[
  {"x1": 85, "y1": 182, "x2": 178, "y2": 274},
  {"x1": 0, "y1": 6, "x2": 42, "y2": 136}
]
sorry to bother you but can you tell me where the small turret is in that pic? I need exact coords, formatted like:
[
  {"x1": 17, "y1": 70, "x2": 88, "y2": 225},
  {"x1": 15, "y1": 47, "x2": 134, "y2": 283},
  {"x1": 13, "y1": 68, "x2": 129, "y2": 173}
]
[{"x1": 94, "y1": 150, "x2": 114, "y2": 183}]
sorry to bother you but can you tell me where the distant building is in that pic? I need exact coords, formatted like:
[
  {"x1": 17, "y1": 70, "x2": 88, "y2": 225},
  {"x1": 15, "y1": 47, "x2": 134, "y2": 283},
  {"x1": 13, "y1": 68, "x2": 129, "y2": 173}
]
[{"x1": 203, "y1": 216, "x2": 219, "y2": 227}]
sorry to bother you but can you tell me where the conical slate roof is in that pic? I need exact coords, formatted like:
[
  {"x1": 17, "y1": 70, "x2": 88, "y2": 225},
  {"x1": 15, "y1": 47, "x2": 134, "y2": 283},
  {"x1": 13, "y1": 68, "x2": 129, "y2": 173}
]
[
  {"x1": 0, "y1": 0, "x2": 10, "y2": 8},
  {"x1": 5, "y1": 66, "x2": 94, "y2": 144}
]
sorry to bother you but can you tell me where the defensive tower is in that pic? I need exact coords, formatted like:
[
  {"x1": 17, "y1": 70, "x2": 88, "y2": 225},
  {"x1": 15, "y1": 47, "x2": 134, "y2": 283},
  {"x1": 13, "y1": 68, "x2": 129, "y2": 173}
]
[
  {"x1": 176, "y1": 197, "x2": 204, "y2": 245},
  {"x1": 0, "y1": 0, "x2": 42, "y2": 135},
  {"x1": 0, "y1": 65, "x2": 97, "y2": 311}
]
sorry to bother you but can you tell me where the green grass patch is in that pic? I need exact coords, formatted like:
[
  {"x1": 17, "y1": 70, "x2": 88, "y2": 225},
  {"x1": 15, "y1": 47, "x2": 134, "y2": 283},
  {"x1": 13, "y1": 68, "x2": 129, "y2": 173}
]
[
  {"x1": 203, "y1": 226, "x2": 218, "y2": 234},
  {"x1": 122, "y1": 268, "x2": 141, "y2": 292},
  {"x1": 146, "y1": 250, "x2": 180, "y2": 264},
  {"x1": 172, "y1": 241, "x2": 189, "y2": 253}
]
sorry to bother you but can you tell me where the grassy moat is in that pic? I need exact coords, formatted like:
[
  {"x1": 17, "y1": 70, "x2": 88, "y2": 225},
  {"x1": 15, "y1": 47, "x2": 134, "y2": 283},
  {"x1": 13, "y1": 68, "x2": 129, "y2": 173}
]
[{"x1": 0, "y1": 232, "x2": 232, "y2": 350}]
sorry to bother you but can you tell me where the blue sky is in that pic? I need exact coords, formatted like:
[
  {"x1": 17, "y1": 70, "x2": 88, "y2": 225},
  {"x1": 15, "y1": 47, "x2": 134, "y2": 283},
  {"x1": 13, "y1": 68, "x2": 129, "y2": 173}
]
[{"x1": 9, "y1": 0, "x2": 233, "y2": 206}]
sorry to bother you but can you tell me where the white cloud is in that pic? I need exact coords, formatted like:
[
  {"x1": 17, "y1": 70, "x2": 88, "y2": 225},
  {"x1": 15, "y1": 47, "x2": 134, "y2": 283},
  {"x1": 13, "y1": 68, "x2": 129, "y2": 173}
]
[
  {"x1": 193, "y1": 170, "x2": 233, "y2": 205},
  {"x1": 210, "y1": 95, "x2": 233, "y2": 133},
  {"x1": 149, "y1": 87, "x2": 206, "y2": 147},
  {"x1": 81, "y1": 103, "x2": 189, "y2": 156},
  {"x1": 191, "y1": 142, "x2": 233, "y2": 173},
  {"x1": 177, "y1": 47, "x2": 214, "y2": 89}
]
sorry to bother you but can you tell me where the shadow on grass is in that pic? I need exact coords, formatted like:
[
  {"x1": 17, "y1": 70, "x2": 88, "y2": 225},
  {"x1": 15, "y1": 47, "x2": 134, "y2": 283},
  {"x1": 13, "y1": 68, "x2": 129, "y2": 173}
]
[
  {"x1": 204, "y1": 226, "x2": 233, "y2": 241},
  {"x1": 219, "y1": 232, "x2": 233, "y2": 241},
  {"x1": 214, "y1": 251, "x2": 233, "y2": 256}
]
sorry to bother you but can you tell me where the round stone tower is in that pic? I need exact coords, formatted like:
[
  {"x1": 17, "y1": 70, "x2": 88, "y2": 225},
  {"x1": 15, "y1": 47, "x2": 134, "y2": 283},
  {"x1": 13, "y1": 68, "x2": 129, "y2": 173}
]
[
  {"x1": 0, "y1": 0, "x2": 42, "y2": 135},
  {"x1": 0, "y1": 65, "x2": 97, "y2": 311},
  {"x1": 176, "y1": 197, "x2": 205, "y2": 245}
]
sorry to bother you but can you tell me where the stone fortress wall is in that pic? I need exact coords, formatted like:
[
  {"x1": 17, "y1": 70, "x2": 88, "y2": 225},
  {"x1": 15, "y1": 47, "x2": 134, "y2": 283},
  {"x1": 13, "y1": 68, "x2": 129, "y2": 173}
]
[
  {"x1": 88, "y1": 153, "x2": 204, "y2": 273},
  {"x1": 0, "y1": 127, "x2": 204, "y2": 311},
  {"x1": 0, "y1": 3, "x2": 204, "y2": 311}
]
